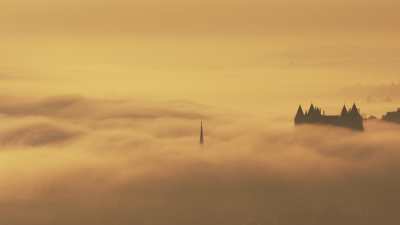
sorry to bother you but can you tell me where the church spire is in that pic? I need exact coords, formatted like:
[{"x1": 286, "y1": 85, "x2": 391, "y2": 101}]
[{"x1": 200, "y1": 120, "x2": 204, "y2": 145}]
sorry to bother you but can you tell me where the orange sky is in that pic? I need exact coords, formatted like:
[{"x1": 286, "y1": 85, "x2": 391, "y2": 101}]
[
  {"x1": 2, "y1": 0, "x2": 400, "y2": 34},
  {"x1": 1, "y1": 2, "x2": 400, "y2": 223},
  {"x1": 0, "y1": 0, "x2": 399, "y2": 109}
]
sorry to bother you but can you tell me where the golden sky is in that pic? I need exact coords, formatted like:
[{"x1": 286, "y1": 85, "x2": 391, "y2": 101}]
[
  {"x1": 0, "y1": 0, "x2": 400, "y2": 108},
  {"x1": 1, "y1": 2, "x2": 400, "y2": 224},
  {"x1": 2, "y1": 0, "x2": 400, "y2": 34}
]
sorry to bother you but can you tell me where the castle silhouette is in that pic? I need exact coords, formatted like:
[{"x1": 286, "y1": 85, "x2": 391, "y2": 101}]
[{"x1": 295, "y1": 103, "x2": 364, "y2": 131}]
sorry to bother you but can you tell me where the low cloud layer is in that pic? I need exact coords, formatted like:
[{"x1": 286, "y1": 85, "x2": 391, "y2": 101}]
[{"x1": 0, "y1": 96, "x2": 399, "y2": 225}]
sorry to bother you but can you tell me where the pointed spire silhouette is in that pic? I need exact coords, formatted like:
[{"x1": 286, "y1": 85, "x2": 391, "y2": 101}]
[
  {"x1": 296, "y1": 105, "x2": 304, "y2": 117},
  {"x1": 295, "y1": 105, "x2": 305, "y2": 125},
  {"x1": 200, "y1": 120, "x2": 204, "y2": 145},
  {"x1": 350, "y1": 103, "x2": 359, "y2": 114},
  {"x1": 341, "y1": 105, "x2": 348, "y2": 116},
  {"x1": 309, "y1": 104, "x2": 315, "y2": 113}
]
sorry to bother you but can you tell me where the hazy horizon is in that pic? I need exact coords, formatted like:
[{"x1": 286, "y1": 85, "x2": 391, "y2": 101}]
[{"x1": 1, "y1": 0, "x2": 400, "y2": 224}]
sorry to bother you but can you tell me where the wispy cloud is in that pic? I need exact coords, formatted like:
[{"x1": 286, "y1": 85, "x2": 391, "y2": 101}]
[{"x1": 0, "y1": 95, "x2": 399, "y2": 224}]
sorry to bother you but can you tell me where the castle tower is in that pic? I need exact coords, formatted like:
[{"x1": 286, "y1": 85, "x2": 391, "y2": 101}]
[
  {"x1": 341, "y1": 105, "x2": 348, "y2": 117},
  {"x1": 295, "y1": 105, "x2": 305, "y2": 125},
  {"x1": 200, "y1": 120, "x2": 204, "y2": 145},
  {"x1": 308, "y1": 104, "x2": 315, "y2": 114},
  {"x1": 350, "y1": 103, "x2": 360, "y2": 116},
  {"x1": 349, "y1": 103, "x2": 364, "y2": 131}
]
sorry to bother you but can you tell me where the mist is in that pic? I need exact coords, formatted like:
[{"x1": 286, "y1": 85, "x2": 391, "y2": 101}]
[{"x1": 0, "y1": 96, "x2": 399, "y2": 225}]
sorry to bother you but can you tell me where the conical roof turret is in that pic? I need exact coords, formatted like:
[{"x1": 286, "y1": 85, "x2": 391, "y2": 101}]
[
  {"x1": 296, "y1": 105, "x2": 304, "y2": 117},
  {"x1": 350, "y1": 103, "x2": 359, "y2": 114},
  {"x1": 341, "y1": 105, "x2": 348, "y2": 116},
  {"x1": 309, "y1": 104, "x2": 315, "y2": 113}
]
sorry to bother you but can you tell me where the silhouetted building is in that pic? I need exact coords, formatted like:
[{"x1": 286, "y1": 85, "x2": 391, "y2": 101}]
[
  {"x1": 295, "y1": 104, "x2": 364, "y2": 131},
  {"x1": 382, "y1": 108, "x2": 400, "y2": 124},
  {"x1": 200, "y1": 120, "x2": 204, "y2": 145}
]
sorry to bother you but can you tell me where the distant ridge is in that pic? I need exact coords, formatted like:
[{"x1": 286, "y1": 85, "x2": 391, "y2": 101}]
[
  {"x1": 295, "y1": 104, "x2": 364, "y2": 131},
  {"x1": 382, "y1": 108, "x2": 400, "y2": 124}
]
